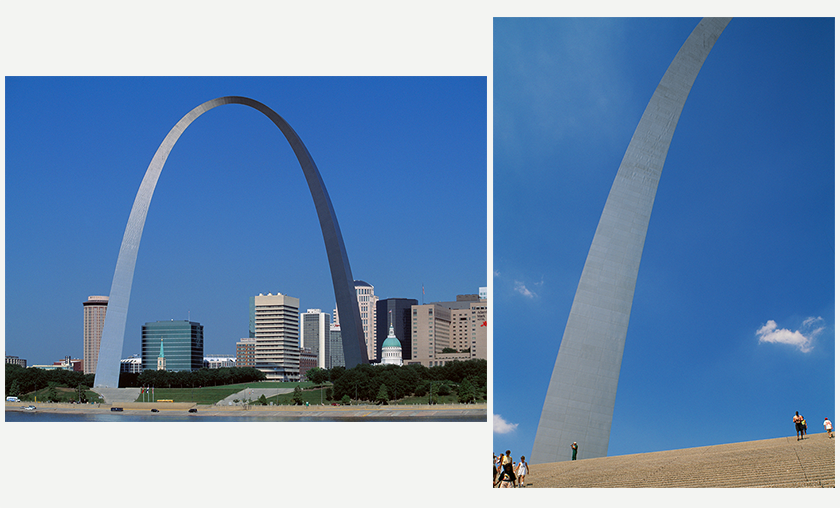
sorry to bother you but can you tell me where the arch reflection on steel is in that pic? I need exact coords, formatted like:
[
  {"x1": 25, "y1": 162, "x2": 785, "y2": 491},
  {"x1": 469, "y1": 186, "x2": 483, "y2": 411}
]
[{"x1": 94, "y1": 96, "x2": 368, "y2": 388}]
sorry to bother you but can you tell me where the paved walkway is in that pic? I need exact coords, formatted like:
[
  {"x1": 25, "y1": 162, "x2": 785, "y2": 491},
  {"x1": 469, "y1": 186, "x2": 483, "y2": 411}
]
[
  {"x1": 196, "y1": 403, "x2": 485, "y2": 418},
  {"x1": 93, "y1": 387, "x2": 141, "y2": 404},
  {"x1": 215, "y1": 387, "x2": 294, "y2": 406},
  {"x1": 91, "y1": 387, "x2": 294, "y2": 405},
  {"x1": 6, "y1": 401, "x2": 486, "y2": 420},
  {"x1": 523, "y1": 434, "x2": 834, "y2": 488}
]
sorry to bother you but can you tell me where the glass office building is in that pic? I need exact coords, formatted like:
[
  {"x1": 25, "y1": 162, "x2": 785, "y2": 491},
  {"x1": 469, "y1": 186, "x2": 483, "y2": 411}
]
[{"x1": 141, "y1": 320, "x2": 204, "y2": 372}]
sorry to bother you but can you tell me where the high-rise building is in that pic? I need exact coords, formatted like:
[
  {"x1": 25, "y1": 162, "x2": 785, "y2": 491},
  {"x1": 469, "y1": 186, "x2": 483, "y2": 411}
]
[
  {"x1": 354, "y1": 280, "x2": 378, "y2": 362},
  {"x1": 409, "y1": 294, "x2": 487, "y2": 367},
  {"x1": 411, "y1": 303, "x2": 450, "y2": 366},
  {"x1": 83, "y1": 296, "x2": 109, "y2": 374},
  {"x1": 328, "y1": 324, "x2": 344, "y2": 369},
  {"x1": 300, "y1": 309, "x2": 330, "y2": 368},
  {"x1": 376, "y1": 298, "x2": 417, "y2": 362},
  {"x1": 236, "y1": 337, "x2": 256, "y2": 368},
  {"x1": 470, "y1": 299, "x2": 488, "y2": 360},
  {"x1": 141, "y1": 320, "x2": 204, "y2": 372},
  {"x1": 449, "y1": 296, "x2": 488, "y2": 359},
  {"x1": 251, "y1": 293, "x2": 300, "y2": 381},
  {"x1": 300, "y1": 348, "x2": 317, "y2": 379}
]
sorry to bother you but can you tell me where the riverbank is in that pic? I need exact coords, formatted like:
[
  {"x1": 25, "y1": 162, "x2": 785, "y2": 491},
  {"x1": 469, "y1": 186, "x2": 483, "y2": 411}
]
[{"x1": 5, "y1": 401, "x2": 487, "y2": 420}]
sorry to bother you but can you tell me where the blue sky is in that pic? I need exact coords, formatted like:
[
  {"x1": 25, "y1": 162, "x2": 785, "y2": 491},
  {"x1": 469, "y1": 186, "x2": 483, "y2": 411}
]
[
  {"x1": 5, "y1": 77, "x2": 486, "y2": 365},
  {"x1": 1, "y1": 6, "x2": 836, "y2": 503},
  {"x1": 494, "y1": 17, "x2": 834, "y2": 460}
]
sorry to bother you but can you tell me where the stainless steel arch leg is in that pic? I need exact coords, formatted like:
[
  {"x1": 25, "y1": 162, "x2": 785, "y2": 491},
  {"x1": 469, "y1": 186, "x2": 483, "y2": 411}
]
[
  {"x1": 532, "y1": 18, "x2": 731, "y2": 463},
  {"x1": 94, "y1": 96, "x2": 368, "y2": 388}
]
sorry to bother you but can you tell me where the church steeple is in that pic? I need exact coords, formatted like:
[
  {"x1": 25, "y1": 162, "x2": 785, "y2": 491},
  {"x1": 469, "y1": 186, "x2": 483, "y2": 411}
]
[{"x1": 157, "y1": 339, "x2": 166, "y2": 371}]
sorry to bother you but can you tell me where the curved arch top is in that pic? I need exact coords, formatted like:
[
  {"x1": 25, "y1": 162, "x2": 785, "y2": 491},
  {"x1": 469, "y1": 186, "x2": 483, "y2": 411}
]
[{"x1": 94, "y1": 96, "x2": 368, "y2": 388}]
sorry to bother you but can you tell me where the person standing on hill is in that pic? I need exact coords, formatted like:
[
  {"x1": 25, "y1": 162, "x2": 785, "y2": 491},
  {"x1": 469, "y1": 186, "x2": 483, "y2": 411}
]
[
  {"x1": 499, "y1": 466, "x2": 516, "y2": 488},
  {"x1": 824, "y1": 418, "x2": 833, "y2": 438},
  {"x1": 494, "y1": 452, "x2": 504, "y2": 486},
  {"x1": 793, "y1": 411, "x2": 805, "y2": 440},
  {"x1": 516, "y1": 455, "x2": 530, "y2": 487},
  {"x1": 571, "y1": 442, "x2": 578, "y2": 460},
  {"x1": 499, "y1": 450, "x2": 517, "y2": 488}
]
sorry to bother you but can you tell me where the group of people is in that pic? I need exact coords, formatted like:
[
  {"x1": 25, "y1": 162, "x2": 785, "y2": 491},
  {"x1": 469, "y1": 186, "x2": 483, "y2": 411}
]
[
  {"x1": 493, "y1": 442, "x2": 580, "y2": 487},
  {"x1": 793, "y1": 411, "x2": 833, "y2": 440},
  {"x1": 492, "y1": 412, "x2": 834, "y2": 488},
  {"x1": 493, "y1": 450, "x2": 529, "y2": 488}
]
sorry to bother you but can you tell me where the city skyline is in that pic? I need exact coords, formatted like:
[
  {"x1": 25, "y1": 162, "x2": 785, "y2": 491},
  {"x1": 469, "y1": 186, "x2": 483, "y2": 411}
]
[
  {"x1": 5, "y1": 77, "x2": 487, "y2": 367},
  {"x1": 5, "y1": 5, "x2": 835, "y2": 505},
  {"x1": 494, "y1": 17, "x2": 834, "y2": 460},
  {"x1": 19, "y1": 281, "x2": 487, "y2": 371}
]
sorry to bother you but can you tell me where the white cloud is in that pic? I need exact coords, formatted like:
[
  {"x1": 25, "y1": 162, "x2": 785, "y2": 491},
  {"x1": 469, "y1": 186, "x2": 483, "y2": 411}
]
[
  {"x1": 514, "y1": 280, "x2": 536, "y2": 298},
  {"x1": 494, "y1": 414, "x2": 519, "y2": 434},
  {"x1": 756, "y1": 317, "x2": 825, "y2": 353},
  {"x1": 802, "y1": 316, "x2": 826, "y2": 331}
]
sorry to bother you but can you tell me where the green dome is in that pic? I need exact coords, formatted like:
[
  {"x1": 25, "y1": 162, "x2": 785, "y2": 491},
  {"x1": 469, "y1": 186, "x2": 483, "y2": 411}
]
[{"x1": 382, "y1": 337, "x2": 401, "y2": 348}]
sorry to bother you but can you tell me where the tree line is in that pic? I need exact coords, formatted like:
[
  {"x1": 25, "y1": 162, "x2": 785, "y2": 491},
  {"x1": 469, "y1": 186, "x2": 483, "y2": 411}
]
[
  {"x1": 6, "y1": 359, "x2": 486, "y2": 405},
  {"x1": 4, "y1": 363, "x2": 266, "y2": 395},
  {"x1": 126, "y1": 367, "x2": 266, "y2": 388},
  {"x1": 306, "y1": 359, "x2": 486, "y2": 404},
  {"x1": 5, "y1": 364, "x2": 93, "y2": 396}
]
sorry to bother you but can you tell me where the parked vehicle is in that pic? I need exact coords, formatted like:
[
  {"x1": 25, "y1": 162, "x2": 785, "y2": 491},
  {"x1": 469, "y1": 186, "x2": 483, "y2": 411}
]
[
  {"x1": 188, "y1": 408, "x2": 197, "y2": 413},
  {"x1": 151, "y1": 408, "x2": 159, "y2": 412},
  {"x1": 6, "y1": 396, "x2": 20, "y2": 402},
  {"x1": 22, "y1": 406, "x2": 36, "y2": 411},
  {"x1": 110, "y1": 407, "x2": 123, "y2": 412}
]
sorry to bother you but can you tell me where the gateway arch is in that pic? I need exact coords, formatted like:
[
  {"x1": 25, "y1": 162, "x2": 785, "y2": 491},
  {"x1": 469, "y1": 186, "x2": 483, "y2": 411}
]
[
  {"x1": 532, "y1": 18, "x2": 731, "y2": 463},
  {"x1": 94, "y1": 96, "x2": 368, "y2": 388}
]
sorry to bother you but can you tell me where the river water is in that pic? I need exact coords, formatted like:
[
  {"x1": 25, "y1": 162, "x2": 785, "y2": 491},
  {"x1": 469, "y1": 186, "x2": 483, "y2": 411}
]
[{"x1": 5, "y1": 411, "x2": 483, "y2": 423}]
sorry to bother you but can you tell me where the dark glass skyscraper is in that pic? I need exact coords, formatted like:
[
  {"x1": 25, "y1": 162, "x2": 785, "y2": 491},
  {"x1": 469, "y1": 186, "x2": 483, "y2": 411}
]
[
  {"x1": 141, "y1": 320, "x2": 204, "y2": 372},
  {"x1": 375, "y1": 298, "x2": 418, "y2": 363}
]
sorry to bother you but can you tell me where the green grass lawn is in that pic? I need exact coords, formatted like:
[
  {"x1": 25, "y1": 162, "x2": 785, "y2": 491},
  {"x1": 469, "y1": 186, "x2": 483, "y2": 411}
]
[
  {"x1": 261, "y1": 387, "x2": 481, "y2": 406},
  {"x1": 20, "y1": 386, "x2": 103, "y2": 404},
  {"x1": 265, "y1": 387, "x2": 332, "y2": 406},
  {"x1": 15, "y1": 382, "x2": 483, "y2": 406},
  {"x1": 133, "y1": 381, "x2": 315, "y2": 404}
]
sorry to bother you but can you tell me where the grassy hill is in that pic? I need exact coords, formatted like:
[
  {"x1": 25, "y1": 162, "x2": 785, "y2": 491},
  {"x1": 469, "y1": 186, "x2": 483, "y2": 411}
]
[
  {"x1": 264, "y1": 385, "x2": 469, "y2": 406},
  {"x1": 22, "y1": 385, "x2": 103, "y2": 404},
  {"x1": 134, "y1": 381, "x2": 315, "y2": 404}
]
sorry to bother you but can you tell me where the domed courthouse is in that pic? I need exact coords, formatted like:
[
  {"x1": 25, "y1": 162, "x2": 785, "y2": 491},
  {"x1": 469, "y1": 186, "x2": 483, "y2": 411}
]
[{"x1": 380, "y1": 321, "x2": 403, "y2": 366}]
